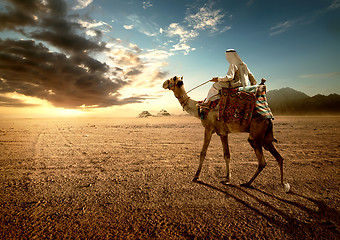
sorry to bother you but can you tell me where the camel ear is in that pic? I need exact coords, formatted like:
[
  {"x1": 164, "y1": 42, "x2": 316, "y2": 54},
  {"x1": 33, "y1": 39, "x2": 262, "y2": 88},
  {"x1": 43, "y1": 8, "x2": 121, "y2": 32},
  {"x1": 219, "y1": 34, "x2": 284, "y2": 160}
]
[{"x1": 181, "y1": 76, "x2": 183, "y2": 80}]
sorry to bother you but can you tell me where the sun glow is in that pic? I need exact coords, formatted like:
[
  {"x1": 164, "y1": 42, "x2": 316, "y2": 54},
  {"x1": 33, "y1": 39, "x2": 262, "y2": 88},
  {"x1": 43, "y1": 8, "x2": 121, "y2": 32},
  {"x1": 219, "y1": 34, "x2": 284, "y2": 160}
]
[
  {"x1": 52, "y1": 108, "x2": 85, "y2": 117},
  {"x1": 0, "y1": 93, "x2": 86, "y2": 118}
]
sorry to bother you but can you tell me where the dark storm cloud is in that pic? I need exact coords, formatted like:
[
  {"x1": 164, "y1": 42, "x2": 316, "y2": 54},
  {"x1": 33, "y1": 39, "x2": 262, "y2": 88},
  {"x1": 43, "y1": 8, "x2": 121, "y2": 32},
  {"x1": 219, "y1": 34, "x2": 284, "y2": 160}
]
[
  {"x1": 31, "y1": 29, "x2": 107, "y2": 53},
  {"x1": 0, "y1": 39, "x2": 145, "y2": 108},
  {"x1": 0, "y1": 0, "x2": 45, "y2": 30},
  {"x1": 0, "y1": 0, "x2": 88, "y2": 54},
  {"x1": 0, "y1": 0, "x2": 148, "y2": 108}
]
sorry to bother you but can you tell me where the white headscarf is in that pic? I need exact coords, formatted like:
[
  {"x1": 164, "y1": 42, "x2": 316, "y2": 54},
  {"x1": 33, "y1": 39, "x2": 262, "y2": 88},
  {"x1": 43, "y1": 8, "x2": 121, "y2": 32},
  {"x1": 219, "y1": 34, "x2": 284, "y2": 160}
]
[{"x1": 225, "y1": 49, "x2": 251, "y2": 88}]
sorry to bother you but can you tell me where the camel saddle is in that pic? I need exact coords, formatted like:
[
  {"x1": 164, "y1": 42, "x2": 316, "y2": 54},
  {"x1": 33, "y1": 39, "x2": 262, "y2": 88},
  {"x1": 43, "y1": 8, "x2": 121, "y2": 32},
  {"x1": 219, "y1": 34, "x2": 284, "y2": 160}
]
[
  {"x1": 218, "y1": 87, "x2": 274, "y2": 125},
  {"x1": 198, "y1": 84, "x2": 274, "y2": 123},
  {"x1": 218, "y1": 88, "x2": 255, "y2": 125}
]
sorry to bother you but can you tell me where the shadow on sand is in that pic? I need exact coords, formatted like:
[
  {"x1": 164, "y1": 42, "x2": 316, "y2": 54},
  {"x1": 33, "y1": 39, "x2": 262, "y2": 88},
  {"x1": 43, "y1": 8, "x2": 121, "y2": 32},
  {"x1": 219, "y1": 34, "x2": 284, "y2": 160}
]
[{"x1": 195, "y1": 180, "x2": 339, "y2": 239}]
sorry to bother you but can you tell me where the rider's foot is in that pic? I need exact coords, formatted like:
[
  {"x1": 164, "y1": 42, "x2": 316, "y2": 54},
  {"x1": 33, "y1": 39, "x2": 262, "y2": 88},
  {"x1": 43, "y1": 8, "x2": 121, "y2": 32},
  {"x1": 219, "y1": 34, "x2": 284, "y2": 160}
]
[{"x1": 198, "y1": 102, "x2": 211, "y2": 109}]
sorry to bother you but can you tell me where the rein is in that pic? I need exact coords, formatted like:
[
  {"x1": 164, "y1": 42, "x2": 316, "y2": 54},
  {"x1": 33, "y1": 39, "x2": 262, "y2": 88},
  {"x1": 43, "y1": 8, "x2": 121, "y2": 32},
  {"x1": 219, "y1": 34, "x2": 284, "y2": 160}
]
[
  {"x1": 187, "y1": 80, "x2": 211, "y2": 94},
  {"x1": 181, "y1": 80, "x2": 210, "y2": 109}
]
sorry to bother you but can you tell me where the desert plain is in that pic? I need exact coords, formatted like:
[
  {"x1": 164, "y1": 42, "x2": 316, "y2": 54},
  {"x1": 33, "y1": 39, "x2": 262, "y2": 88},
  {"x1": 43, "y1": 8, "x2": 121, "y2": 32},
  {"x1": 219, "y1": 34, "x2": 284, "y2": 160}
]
[{"x1": 0, "y1": 116, "x2": 339, "y2": 239}]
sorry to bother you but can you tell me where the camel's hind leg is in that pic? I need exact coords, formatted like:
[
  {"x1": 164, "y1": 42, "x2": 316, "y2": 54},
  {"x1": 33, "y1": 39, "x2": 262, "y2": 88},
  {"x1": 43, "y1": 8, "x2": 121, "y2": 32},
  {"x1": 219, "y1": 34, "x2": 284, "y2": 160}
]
[
  {"x1": 246, "y1": 118, "x2": 285, "y2": 187},
  {"x1": 242, "y1": 146, "x2": 267, "y2": 187},
  {"x1": 265, "y1": 142, "x2": 284, "y2": 185},
  {"x1": 264, "y1": 120, "x2": 283, "y2": 185},
  {"x1": 263, "y1": 119, "x2": 284, "y2": 185},
  {"x1": 193, "y1": 129, "x2": 213, "y2": 182},
  {"x1": 243, "y1": 117, "x2": 268, "y2": 187},
  {"x1": 220, "y1": 135, "x2": 231, "y2": 184}
]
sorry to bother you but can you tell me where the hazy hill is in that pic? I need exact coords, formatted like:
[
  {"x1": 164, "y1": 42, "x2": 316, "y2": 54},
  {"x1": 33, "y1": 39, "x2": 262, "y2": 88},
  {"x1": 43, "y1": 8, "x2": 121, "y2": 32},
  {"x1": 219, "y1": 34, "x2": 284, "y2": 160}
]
[{"x1": 266, "y1": 87, "x2": 340, "y2": 115}]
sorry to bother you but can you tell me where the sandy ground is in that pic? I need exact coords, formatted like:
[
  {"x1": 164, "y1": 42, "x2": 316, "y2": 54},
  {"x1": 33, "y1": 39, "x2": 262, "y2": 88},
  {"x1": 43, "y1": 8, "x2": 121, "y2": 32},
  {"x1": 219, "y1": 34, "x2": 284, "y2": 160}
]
[{"x1": 0, "y1": 116, "x2": 339, "y2": 239}]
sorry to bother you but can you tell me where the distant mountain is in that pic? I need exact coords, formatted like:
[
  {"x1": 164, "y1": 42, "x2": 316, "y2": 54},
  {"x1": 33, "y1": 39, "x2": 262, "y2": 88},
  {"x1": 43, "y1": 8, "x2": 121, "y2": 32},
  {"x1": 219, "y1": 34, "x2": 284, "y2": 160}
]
[{"x1": 266, "y1": 87, "x2": 340, "y2": 115}]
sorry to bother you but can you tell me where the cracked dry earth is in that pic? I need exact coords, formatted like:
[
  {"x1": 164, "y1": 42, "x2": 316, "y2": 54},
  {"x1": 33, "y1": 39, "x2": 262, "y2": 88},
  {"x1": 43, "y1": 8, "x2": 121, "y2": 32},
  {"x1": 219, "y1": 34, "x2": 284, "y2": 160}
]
[{"x1": 0, "y1": 116, "x2": 339, "y2": 239}]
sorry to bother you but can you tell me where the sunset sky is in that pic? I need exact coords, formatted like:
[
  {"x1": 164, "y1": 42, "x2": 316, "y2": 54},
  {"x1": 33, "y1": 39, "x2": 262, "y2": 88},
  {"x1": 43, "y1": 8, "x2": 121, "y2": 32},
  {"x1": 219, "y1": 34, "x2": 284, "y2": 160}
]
[{"x1": 0, "y1": 0, "x2": 339, "y2": 118}]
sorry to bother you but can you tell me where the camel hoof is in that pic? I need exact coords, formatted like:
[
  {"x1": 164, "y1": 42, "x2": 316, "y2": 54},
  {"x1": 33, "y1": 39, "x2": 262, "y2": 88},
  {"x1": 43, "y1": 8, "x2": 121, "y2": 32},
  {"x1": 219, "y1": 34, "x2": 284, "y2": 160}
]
[{"x1": 283, "y1": 183, "x2": 291, "y2": 193}]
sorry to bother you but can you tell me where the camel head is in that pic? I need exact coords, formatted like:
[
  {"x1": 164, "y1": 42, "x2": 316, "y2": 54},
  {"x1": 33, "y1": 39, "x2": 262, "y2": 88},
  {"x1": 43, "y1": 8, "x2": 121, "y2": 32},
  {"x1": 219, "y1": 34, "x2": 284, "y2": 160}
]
[{"x1": 163, "y1": 76, "x2": 184, "y2": 92}]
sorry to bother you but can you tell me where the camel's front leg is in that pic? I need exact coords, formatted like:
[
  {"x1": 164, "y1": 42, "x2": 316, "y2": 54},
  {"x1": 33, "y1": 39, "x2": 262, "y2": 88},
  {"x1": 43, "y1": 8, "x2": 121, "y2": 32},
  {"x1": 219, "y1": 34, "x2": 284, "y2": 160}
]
[
  {"x1": 193, "y1": 129, "x2": 213, "y2": 182},
  {"x1": 220, "y1": 135, "x2": 231, "y2": 184}
]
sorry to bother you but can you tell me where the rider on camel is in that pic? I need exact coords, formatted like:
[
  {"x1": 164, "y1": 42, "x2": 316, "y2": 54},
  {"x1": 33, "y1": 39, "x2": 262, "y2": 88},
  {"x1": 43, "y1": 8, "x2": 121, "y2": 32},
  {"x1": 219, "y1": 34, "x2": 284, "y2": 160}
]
[{"x1": 199, "y1": 49, "x2": 258, "y2": 107}]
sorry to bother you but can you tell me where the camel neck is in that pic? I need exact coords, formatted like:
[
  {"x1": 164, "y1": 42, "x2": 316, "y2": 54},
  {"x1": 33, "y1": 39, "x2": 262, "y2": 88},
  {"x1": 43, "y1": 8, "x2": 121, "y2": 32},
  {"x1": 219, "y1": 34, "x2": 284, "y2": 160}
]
[
  {"x1": 174, "y1": 87, "x2": 199, "y2": 119},
  {"x1": 183, "y1": 98, "x2": 200, "y2": 119}
]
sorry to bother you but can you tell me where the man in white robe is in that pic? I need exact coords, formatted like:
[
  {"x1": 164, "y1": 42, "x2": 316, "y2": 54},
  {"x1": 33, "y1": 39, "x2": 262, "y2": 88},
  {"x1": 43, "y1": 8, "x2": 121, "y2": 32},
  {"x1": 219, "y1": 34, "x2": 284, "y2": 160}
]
[{"x1": 201, "y1": 49, "x2": 258, "y2": 104}]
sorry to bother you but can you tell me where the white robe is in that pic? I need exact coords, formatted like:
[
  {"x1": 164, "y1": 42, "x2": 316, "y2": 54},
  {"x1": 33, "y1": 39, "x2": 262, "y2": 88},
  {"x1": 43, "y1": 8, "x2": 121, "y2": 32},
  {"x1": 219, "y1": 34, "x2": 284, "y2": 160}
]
[{"x1": 204, "y1": 49, "x2": 257, "y2": 103}]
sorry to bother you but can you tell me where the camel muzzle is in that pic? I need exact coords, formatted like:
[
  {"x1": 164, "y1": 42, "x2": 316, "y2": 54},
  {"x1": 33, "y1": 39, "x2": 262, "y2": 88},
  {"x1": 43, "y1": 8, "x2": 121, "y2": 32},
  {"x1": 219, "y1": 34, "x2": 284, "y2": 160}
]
[{"x1": 163, "y1": 80, "x2": 171, "y2": 90}]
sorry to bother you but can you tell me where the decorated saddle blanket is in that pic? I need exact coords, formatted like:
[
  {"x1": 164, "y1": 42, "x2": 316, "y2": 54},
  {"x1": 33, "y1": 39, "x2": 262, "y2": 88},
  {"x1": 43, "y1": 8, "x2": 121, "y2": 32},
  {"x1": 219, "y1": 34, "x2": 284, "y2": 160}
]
[
  {"x1": 198, "y1": 87, "x2": 274, "y2": 122},
  {"x1": 218, "y1": 88, "x2": 255, "y2": 125},
  {"x1": 217, "y1": 87, "x2": 274, "y2": 124}
]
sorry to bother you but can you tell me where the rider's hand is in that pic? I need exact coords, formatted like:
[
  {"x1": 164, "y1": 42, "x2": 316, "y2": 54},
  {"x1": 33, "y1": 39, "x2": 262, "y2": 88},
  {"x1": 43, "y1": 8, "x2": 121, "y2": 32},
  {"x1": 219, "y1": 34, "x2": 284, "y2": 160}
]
[{"x1": 211, "y1": 77, "x2": 218, "y2": 82}]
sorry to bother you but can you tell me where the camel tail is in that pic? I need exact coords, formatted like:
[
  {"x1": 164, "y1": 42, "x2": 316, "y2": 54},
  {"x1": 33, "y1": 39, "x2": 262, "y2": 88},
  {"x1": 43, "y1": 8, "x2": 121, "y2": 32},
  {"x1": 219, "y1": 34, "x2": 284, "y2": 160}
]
[
  {"x1": 264, "y1": 119, "x2": 277, "y2": 146},
  {"x1": 247, "y1": 118, "x2": 277, "y2": 149}
]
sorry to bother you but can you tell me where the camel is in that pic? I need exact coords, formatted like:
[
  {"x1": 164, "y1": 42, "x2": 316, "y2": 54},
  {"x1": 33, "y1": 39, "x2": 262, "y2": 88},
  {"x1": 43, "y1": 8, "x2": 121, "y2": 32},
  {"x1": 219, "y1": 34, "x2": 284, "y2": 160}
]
[{"x1": 162, "y1": 76, "x2": 284, "y2": 187}]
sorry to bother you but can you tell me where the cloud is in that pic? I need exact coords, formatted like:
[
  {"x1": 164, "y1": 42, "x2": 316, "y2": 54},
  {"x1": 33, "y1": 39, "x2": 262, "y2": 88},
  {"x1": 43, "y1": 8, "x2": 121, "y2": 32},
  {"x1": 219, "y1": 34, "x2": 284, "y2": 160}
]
[
  {"x1": 270, "y1": 0, "x2": 340, "y2": 36},
  {"x1": 269, "y1": 20, "x2": 294, "y2": 36},
  {"x1": 124, "y1": 25, "x2": 134, "y2": 30},
  {"x1": 170, "y1": 43, "x2": 195, "y2": 55},
  {"x1": 167, "y1": 23, "x2": 199, "y2": 41},
  {"x1": 0, "y1": 39, "x2": 136, "y2": 108},
  {"x1": 78, "y1": 19, "x2": 112, "y2": 34},
  {"x1": 0, "y1": 0, "x2": 108, "y2": 54},
  {"x1": 0, "y1": 0, "x2": 165, "y2": 109},
  {"x1": 30, "y1": 26, "x2": 108, "y2": 53},
  {"x1": 298, "y1": 72, "x2": 340, "y2": 79},
  {"x1": 328, "y1": 0, "x2": 340, "y2": 10},
  {"x1": 141, "y1": 49, "x2": 174, "y2": 60},
  {"x1": 142, "y1": 1, "x2": 153, "y2": 9},
  {"x1": 185, "y1": 4, "x2": 225, "y2": 32},
  {"x1": 111, "y1": 48, "x2": 143, "y2": 66},
  {"x1": 165, "y1": 23, "x2": 198, "y2": 54},
  {"x1": 73, "y1": 0, "x2": 93, "y2": 10},
  {"x1": 125, "y1": 14, "x2": 158, "y2": 36},
  {"x1": 0, "y1": 95, "x2": 39, "y2": 107},
  {"x1": 129, "y1": 43, "x2": 142, "y2": 52},
  {"x1": 108, "y1": 46, "x2": 169, "y2": 85},
  {"x1": 164, "y1": 2, "x2": 229, "y2": 55},
  {"x1": 106, "y1": 41, "x2": 169, "y2": 92},
  {"x1": 219, "y1": 25, "x2": 232, "y2": 33},
  {"x1": 0, "y1": 0, "x2": 46, "y2": 31}
]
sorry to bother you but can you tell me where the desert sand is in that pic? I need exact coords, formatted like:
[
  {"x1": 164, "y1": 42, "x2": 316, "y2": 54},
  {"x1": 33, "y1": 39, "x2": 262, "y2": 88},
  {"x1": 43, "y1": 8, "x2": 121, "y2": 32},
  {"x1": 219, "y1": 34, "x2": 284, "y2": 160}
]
[{"x1": 0, "y1": 116, "x2": 339, "y2": 239}]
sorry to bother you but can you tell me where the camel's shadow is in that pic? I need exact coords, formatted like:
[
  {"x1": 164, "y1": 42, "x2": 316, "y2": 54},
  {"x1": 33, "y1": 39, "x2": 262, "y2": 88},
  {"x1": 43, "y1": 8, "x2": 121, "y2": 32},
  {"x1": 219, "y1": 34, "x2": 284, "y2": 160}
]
[{"x1": 195, "y1": 180, "x2": 339, "y2": 239}]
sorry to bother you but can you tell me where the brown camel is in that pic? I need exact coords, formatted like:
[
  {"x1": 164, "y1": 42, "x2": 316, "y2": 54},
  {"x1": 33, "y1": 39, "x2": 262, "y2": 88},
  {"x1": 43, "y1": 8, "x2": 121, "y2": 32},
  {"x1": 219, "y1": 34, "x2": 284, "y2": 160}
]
[{"x1": 162, "y1": 76, "x2": 284, "y2": 187}]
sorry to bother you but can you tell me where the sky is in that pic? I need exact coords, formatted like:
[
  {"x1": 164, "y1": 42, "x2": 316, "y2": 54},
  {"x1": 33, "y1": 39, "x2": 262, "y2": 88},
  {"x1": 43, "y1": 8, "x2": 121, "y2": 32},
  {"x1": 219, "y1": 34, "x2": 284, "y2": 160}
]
[{"x1": 0, "y1": 0, "x2": 339, "y2": 118}]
